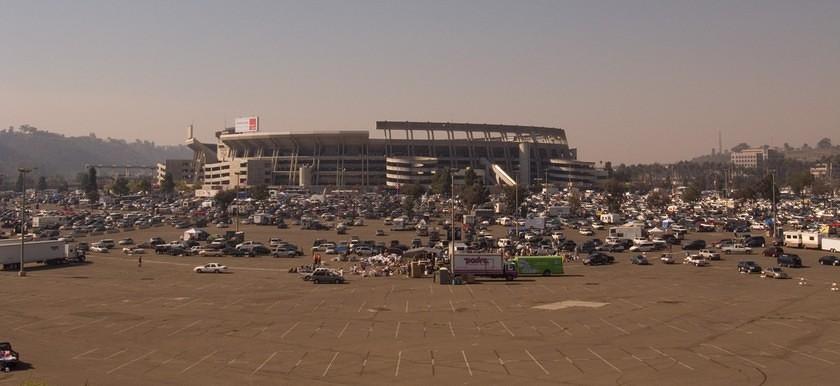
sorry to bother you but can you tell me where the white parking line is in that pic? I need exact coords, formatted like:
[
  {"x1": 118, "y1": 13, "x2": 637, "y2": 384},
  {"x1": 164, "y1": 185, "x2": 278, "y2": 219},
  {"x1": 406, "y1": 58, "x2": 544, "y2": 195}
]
[
  {"x1": 252, "y1": 351, "x2": 277, "y2": 376},
  {"x1": 357, "y1": 301, "x2": 367, "y2": 313},
  {"x1": 337, "y1": 321, "x2": 350, "y2": 338},
  {"x1": 550, "y1": 320, "x2": 573, "y2": 336},
  {"x1": 280, "y1": 321, "x2": 301, "y2": 339},
  {"x1": 104, "y1": 349, "x2": 127, "y2": 360},
  {"x1": 650, "y1": 346, "x2": 694, "y2": 370},
  {"x1": 588, "y1": 348, "x2": 621, "y2": 373},
  {"x1": 701, "y1": 344, "x2": 766, "y2": 369},
  {"x1": 106, "y1": 350, "x2": 157, "y2": 374},
  {"x1": 168, "y1": 320, "x2": 201, "y2": 337},
  {"x1": 180, "y1": 350, "x2": 218, "y2": 374},
  {"x1": 73, "y1": 348, "x2": 99, "y2": 360},
  {"x1": 173, "y1": 297, "x2": 201, "y2": 310},
  {"x1": 772, "y1": 343, "x2": 835, "y2": 365},
  {"x1": 405, "y1": 300, "x2": 409, "y2": 313},
  {"x1": 499, "y1": 321, "x2": 515, "y2": 337},
  {"x1": 525, "y1": 349, "x2": 550, "y2": 375},
  {"x1": 599, "y1": 318, "x2": 630, "y2": 335},
  {"x1": 116, "y1": 320, "x2": 151, "y2": 334},
  {"x1": 312, "y1": 299, "x2": 326, "y2": 312},
  {"x1": 448, "y1": 321, "x2": 456, "y2": 337},
  {"x1": 322, "y1": 352, "x2": 339, "y2": 377},
  {"x1": 395, "y1": 351, "x2": 402, "y2": 376},
  {"x1": 65, "y1": 317, "x2": 107, "y2": 333},
  {"x1": 395, "y1": 321, "x2": 401, "y2": 339},
  {"x1": 449, "y1": 300, "x2": 456, "y2": 313},
  {"x1": 490, "y1": 300, "x2": 504, "y2": 312},
  {"x1": 461, "y1": 350, "x2": 473, "y2": 376}
]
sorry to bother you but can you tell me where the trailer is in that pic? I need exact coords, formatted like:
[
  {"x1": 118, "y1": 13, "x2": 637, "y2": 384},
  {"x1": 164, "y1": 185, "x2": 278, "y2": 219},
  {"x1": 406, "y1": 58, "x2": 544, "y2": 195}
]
[
  {"x1": 784, "y1": 231, "x2": 821, "y2": 249},
  {"x1": 609, "y1": 225, "x2": 645, "y2": 240},
  {"x1": 0, "y1": 240, "x2": 85, "y2": 270},
  {"x1": 31, "y1": 215, "x2": 64, "y2": 229},
  {"x1": 452, "y1": 253, "x2": 517, "y2": 281},
  {"x1": 822, "y1": 237, "x2": 840, "y2": 253}
]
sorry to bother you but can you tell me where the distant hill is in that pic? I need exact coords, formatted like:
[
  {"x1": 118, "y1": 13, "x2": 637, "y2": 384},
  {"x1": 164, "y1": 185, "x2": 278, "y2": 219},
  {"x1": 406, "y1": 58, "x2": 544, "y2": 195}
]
[
  {"x1": 690, "y1": 144, "x2": 840, "y2": 164},
  {"x1": 0, "y1": 125, "x2": 190, "y2": 180}
]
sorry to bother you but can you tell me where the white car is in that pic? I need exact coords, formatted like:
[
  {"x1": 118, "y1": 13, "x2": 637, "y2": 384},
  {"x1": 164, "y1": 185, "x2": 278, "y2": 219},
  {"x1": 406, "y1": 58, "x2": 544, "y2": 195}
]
[
  {"x1": 198, "y1": 249, "x2": 223, "y2": 257},
  {"x1": 660, "y1": 254, "x2": 676, "y2": 264},
  {"x1": 90, "y1": 245, "x2": 108, "y2": 253},
  {"x1": 579, "y1": 228, "x2": 594, "y2": 236},
  {"x1": 721, "y1": 244, "x2": 752, "y2": 254},
  {"x1": 698, "y1": 249, "x2": 721, "y2": 260},
  {"x1": 235, "y1": 241, "x2": 263, "y2": 249},
  {"x1": 194, "y1": 263, "x2": 228, "y2": 273},
  {"x1": 685, "y1": 255, "x2": 708, "y2": 266},
  {"x1": 122, "y1": 247, "x2": 145, "y2": 255}
]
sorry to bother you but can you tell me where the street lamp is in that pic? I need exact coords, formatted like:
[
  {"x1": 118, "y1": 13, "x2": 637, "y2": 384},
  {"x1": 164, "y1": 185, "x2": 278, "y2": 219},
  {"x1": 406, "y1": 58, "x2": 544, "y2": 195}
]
[{"x1": 17, "y1": 167, "x2": 34, "y2": 277}]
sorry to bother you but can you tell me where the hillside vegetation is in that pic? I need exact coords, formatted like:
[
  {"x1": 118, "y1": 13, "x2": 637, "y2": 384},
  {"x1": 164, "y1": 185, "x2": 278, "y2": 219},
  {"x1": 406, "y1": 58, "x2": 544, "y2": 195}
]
[{"x1": 0, "y1": 125, "x2": 189, "y2": 180}]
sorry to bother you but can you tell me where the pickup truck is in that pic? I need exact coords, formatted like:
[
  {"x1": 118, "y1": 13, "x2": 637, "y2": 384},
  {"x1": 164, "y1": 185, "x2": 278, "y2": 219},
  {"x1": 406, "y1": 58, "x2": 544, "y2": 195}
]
[
  {"x1": 194, "y1": 263, "x2": 228, "y2": 273},
  {"x1": 0, "y1": 342, "x2": 19, "y2": 372},
  {"x1": 721, "y1": 244, "x2": 752, "y2": 254},
  {"x1": 698, "y1": 249, "x2": 721, "y2": 260}
]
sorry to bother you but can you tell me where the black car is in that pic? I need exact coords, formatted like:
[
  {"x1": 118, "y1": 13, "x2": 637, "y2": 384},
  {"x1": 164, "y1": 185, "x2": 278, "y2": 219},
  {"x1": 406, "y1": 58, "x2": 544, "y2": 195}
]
[
  {"x1": 630, "y1": 255, "x2": 650, "y2": 265},
  {"x1": 763, "y1": 246, "x2": 784, "y2": 257},
  {"x1": 579, "y1": 241, "x2": 597, "y2": 254},
  {"x1": 744, "y1": 236, "x2": 766, "y2": 248},
  {"x1": 682, "y1": 240, "x2": 707, "y2": 250},
  {"x1": 818, "y1": 255, "x2": 840, "y2": 266},
  {"x1": 559, "y1": 240, "x2": 576, "y2": 252},
  {"x1": 737, "y1": 260, "x2": 762, "y2": 273},
  {"x1": 662, "y1": 234, "x2": 681, "y2": 245},
  {"x1": 222, "y1": 247, "x2": 246, "y2": 257},
  {"x1": 583, "y1": 253, "x2": 615, "y2": 266},
  {"x1": 777, "y1": 254, "x2": 802, "y2": 268}
]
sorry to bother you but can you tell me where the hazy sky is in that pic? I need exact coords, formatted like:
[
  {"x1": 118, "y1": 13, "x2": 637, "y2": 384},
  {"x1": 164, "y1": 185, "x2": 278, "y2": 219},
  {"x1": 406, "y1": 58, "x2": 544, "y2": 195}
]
[{"x1": 2, "y1": 1, "x2": 838, "y2": 164}]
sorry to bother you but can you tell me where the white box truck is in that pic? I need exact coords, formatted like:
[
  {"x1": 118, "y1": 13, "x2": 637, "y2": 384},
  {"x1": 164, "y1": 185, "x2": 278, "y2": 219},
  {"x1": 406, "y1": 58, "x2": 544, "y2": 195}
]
[
  {"x1": 452, "y1": 253, "x2": 517, "y2": 281},
  {"x1": 0, "y1": 240, "x2": 85, "y2": 270},
  {"x1": 31, "y1": 215, "x2": 64, "y2": 229}
]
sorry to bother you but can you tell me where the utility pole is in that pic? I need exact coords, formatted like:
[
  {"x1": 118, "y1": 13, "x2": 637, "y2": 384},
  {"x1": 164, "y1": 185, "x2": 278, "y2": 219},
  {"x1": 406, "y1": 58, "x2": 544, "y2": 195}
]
[{"x1": 18, "y1": 168, "x2": 33, "y2": 277}]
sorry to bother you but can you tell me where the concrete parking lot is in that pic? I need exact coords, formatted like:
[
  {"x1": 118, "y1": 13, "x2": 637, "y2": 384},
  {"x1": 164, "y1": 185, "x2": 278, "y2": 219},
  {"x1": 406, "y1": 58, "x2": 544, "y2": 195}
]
[{"x1": 2, "y1": 223, "x2": 840, "y2": 385}]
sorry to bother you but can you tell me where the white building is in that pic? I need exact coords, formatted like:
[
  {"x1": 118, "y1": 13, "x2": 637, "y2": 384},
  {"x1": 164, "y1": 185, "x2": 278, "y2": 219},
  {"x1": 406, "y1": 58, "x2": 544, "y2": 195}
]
[{"x1": 731, "y1": 147, "x2": 782, "y2": 169}]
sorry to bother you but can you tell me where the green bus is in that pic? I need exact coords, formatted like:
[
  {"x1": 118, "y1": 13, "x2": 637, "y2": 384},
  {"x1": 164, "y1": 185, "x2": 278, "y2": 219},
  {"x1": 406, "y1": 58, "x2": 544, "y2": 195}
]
[{"x1": 513, "y1": 256, "x2": 564, "y2": 276}]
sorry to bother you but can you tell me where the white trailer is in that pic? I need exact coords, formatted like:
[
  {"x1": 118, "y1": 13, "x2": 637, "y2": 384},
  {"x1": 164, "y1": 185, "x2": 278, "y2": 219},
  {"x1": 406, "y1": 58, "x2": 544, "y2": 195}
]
[
  {"x1": 784, "y1": 231, "x2": 821, "y2": 249},
  {"x1": 31, "y1": 215, "x2": 64, "y2": 229},
  {"x1": 0, "y1": 240, "x2": 84, "y2": 270},
  {"x1": 822, "y1": 237, "x2": 840, "y2": 252},
  {"x1": 609, "y1": 225, "x2": 645, "y2": 240}
]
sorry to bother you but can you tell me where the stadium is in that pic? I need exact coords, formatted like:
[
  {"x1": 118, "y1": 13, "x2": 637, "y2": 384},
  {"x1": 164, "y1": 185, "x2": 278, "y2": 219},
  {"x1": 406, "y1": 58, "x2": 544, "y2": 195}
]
[{"x1": 179, "y1": 120, "x2": 606, "y2": 194}]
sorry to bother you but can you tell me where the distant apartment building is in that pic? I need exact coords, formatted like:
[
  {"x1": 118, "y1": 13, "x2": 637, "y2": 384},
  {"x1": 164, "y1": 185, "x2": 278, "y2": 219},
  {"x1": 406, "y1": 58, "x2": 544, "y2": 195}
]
[
  {"x1": 156, "y1": 159, "x2": 197, "y2": 184},
  {"x1": 730, "y1": 147, "x2": 782, "y2": 169}
]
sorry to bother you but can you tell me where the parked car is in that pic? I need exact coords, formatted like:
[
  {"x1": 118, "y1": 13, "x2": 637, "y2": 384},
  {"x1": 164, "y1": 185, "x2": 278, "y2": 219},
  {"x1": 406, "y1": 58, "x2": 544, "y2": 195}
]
[
  {"x1": 117, "y1": 238, "x2": 134, "y2": 245},
  {"x1": 763, "y1": 246, "x2": 784, "y2": 258},
  {"x1": 737, "y1": 260, "x2": 762, "y2": 273},
  {"x1": 198, "y1": 249, "x2": 224, "y2": 257},
  {"x1": 630, "y1": 255, "x2": 650, "y2": 265},
  {"x1": 721, "y1": 244, "x2": 752, "y2": 254},
  {"x1": 579, "y1": 228, "x2": 594, "y2": 236},
  {"x1": 761, "y1": 267, "x2": 789, "y2": 279},
  {"x1": 777, "y1": 254, "x2": 803, "y2": 268},
  {"x1": 194, "y1": 263, "x2": 228, "y2": 273},
  {"x1": 685, "y1": 255, "x2": 708, "y2": 266},
  {"x1": 629, "y1": 242, "x2": 657, "y2": 252},
  {"x1": 583, "y1": 253, "x2": 614, "y2": 266},
  {"x1": 744, "y1": 236, "x2": 766, "y2": 248},
  {"x1": 698, "y1": 249, "x2": 721, "y2": 260},
  {"x1": 818, "y1": 255, "x2": 840, "y2": 266},
  {"x1": 682, "y1": 240, "x2": 707, "y2": 250},
  {"x1": 660, "y1": 253, "x2": 676, "y2": 264},
  {"x1": 311, "y1": 270, "x2": 345, "y2": 284}
]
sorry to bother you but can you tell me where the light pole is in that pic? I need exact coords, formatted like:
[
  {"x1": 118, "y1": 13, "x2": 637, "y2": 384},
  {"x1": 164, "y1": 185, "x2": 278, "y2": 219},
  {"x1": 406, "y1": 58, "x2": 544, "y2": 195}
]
[{"x1": 18, "y1": 168, "x2": 33, "y2": 277}]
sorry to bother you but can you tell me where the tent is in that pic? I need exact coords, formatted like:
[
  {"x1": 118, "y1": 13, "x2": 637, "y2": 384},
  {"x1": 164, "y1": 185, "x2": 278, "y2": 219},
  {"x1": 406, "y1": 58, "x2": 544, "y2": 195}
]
[{"x1": 183, "y1": 228, "x2": 208, "y2": 241}]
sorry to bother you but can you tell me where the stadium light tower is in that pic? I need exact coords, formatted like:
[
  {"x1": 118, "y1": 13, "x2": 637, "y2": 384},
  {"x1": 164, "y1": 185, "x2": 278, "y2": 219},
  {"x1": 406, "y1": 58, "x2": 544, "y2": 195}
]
[{"x1": 17, "y1": 167, "x2": 35, "y2": 277}]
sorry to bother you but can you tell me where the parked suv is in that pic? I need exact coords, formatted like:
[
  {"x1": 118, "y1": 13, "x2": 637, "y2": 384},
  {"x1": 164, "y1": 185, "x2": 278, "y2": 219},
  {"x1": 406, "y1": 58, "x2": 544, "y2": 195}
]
[
  {"x1": 777, "y1": 254, "x2": 802, "y2": 268},
  {"x1": 682, "y1": 240, "x2": 706, "y2": 250}
]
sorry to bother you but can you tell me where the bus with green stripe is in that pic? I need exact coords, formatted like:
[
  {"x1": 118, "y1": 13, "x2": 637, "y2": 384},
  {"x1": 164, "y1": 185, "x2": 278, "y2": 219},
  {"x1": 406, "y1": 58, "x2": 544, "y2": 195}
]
[{"x1": 513, "y1": 255, "x2": 564, "y2": 276}]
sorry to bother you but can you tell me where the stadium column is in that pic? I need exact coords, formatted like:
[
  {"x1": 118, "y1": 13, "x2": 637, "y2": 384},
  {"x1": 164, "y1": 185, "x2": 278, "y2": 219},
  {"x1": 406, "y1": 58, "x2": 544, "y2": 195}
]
[{"x1": 518, "y1": 142, "x2": 530, "y2": 188}]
